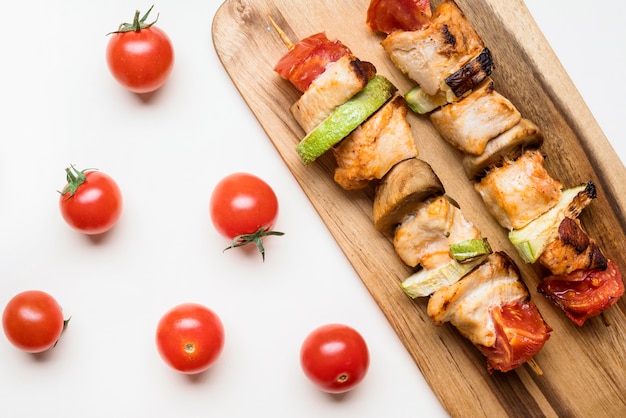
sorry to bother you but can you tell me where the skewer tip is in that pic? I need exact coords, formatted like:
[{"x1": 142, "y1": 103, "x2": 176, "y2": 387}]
[
  {"x1": 527, "y1": 358, "x2": 543, "y2": 376},
  {"x1": 268, "y1": 15, "x2": 294, "y2": 49}
]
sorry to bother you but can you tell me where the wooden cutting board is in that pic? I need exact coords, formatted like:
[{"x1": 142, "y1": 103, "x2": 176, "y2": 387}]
[{"x1": 212, "y1": 0, "x2": 626, "y2": 416}]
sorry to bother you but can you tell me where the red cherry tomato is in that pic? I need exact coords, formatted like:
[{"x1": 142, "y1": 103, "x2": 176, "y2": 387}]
[
  {"x1": 209, "y1": 172, "x2": 283, "y2": 260},
  {"x1": 538, "y1": 260, "x2": 624, "y2": 326},
  {"x1": 2, "y1": 290, "x2": 67, "y2": 353},
  {"x1": 59, "y1": 165, "x2": 123, "y2": 235},
  {"x1": 274, "y1": 32, "x2": 351, "y2": 92},
  {"x1": 106, "y1": 6, "x2": 174, "y2": 93},
  {"x1": 478, "y1": 300, "x2": 552, "y2": 373},
  {"x1": 300, "y1": 323, "x2": 370, "y2": 393},
  {"x1": 155, "y1": 303, "x2": 225, "y2": 374},
  {"x1": 366, "y1": 0, "x2": 432, "y2": 34}
]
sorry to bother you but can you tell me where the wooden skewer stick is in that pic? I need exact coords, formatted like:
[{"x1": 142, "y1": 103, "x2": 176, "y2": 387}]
[
  {"x1": 527, "y1": 358, "x2": 543, "y2": 376},
  {"x1": 268, "y1": 16, "x2": 294, "y2": 49}
]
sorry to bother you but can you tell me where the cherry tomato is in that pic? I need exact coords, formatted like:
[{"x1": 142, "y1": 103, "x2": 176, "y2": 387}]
[
  {"x1": 209, "y1": 172, "x2": 284, "y2": 260},
  {"x1": 300, "y1": 323, "x2": 370, "y2": 393},
  {"x1": 274, "y1": 32, "x2": 351, "y2": 92},
  {"x1": 155, "y1": 303, "x2": 225, "y2": 374},
  {"x1": 366, "y1": 0, "x2": 432, "y2": 34},
  {"x1": 106, "y1": 6, "x2": 174, "y2": 93},
  {"x1": 59, "y1": 165, "x2": 123, "y2": 235},
  {"x1": 478, "y1": 300, "x2": 552, "y2": 373},
  {"x1": 2, "y1": 290, "x2": 67, "y2": 353},
  {"x1": 538, "y1": 260, "x2": 624, "y2": 326}
]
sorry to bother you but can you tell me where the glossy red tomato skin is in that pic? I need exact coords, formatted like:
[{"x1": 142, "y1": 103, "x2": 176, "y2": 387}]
[
  {"x1": 106, "y1": 25, "x2": 174, "y2": 94},
  {"x1": 478, "y1": 300, "x2": 552, "y2": 373},
  {"x1": 209, "y1": 173, "x2": 279, "y2": 239},
  {"x1": 274, "y1": 32, "x2": 351, "y2": 92},
  {"x1": 538, "y1": 260, "x2": 624, "y2": 326},
  {"x1": 2, "y1": 290, "x2": 65, "y2": 353},
  {"x1": 155, "y1": 303, "x2": 225, "y2": 374},
  {"x1": 59, "y1": 170, "x2": 123, "y2": 235},
  {"x1": 367, "y1": 0, "x2": 432, "y2": 34},
  {"x1": 300, "y1": 323, "x2": 370, "y2": 393}
]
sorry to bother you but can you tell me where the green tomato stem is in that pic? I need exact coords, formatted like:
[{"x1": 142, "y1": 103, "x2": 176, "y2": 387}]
[
  {"x1": 60, "y1": 165, "x2": 88, "y2": 198},
  {"x1": 223, "y1": 227, "x2": 285, "y2": 262},
  {"x1": 110, "y1": 5, "x2": 159, "y2": 34}
]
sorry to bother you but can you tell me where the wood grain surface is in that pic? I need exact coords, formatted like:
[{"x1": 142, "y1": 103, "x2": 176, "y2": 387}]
[{"x1": 212, "y1": 0, "x2": 626, "y2": 416}]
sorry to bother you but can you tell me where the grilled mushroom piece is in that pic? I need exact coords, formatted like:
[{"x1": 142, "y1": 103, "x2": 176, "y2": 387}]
[{"x1": 373, "y1": 158, "x2": 445, "y2": 235}]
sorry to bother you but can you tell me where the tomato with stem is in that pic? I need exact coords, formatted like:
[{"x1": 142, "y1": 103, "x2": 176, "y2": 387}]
[
  {"x1": 106, "y1": 5, "x2": 174, "y2": 93},
  {"x1": 58, "y1": 165, "x2": 123, "y2": 235},
  {"x1": 209, "y1": 172, "x2": 284, "y2": 261}
]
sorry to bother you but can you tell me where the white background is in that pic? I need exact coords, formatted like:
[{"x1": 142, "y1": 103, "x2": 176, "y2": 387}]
[{"x1": 0, "y1": 1, "x2": 623, "y2": 417}]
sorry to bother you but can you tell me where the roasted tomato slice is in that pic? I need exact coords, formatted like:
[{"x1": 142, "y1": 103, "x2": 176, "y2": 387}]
[
  {"x1": 478, "y1": 300, "x2": 552, "y2": 373},
  {"x1": 538, "y1": 260, "x2": 624, "y2": 326},
  {"x1": 366, "y1": 0, "x2": 432, "y2": 34},
  {"x1": 274, "y1": 32, "x2": 351, "y2": 92}
]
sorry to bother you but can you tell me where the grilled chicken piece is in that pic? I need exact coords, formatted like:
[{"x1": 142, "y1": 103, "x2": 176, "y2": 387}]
[
  {"x1": 538, "y1": 217, "x2": 608, "y2": 276},
  {"x1": 430, "y1": 80, "x2": 521, "y2": 155},
  {"x1": 290, "y1": 55, "x2": 376, "y2": 133},
  {"x1": 393, "y1": 195, "x2": 482, "y2": 269},
  {"x1": 381, "y1": 0, "x2": 484, "y2": 97},
  {"x1": 427, "y1": 252, "x2": 529, "y2": 347},
  {"x1": 404, "y1": 47, "x2": 494, "y2": 114},
  {"x1": 463, "y1": 118, "x2": 543, "y2": 181},
  {"x1": 333, "y1": 96, "x2": 418, "y2": 190},
  {"x1": 475, "y1": 149, "x2": 563, "y2": 230},
  {"x1": 373, "y1": 158, "x2": 445, "y2": 234}
]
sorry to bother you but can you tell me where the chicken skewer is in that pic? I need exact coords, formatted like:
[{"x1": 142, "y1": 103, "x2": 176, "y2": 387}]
[
  {"x1": 270, "y1": 18, "x2": 551, "y2": 373},
  {"x1": 366, "y1": 0, "x2": 624, "y2": 326}
]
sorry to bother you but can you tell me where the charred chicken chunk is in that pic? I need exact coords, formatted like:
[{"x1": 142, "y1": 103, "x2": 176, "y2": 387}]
[
  {"x1": 475, "y1": 149, "x2": 563, "y2": 230},
  {"x1": 463, "y1": 118, "x2": 543, "y2": 181},
  {"x1": 393, "y1": 195, "x2": 482, "y2": 269},
  {"x1": 290, "y1": 55, "x2": 376, "y2": 133},
  {"x1": 430, "y1": 80, "x2": 521, "y2": 156},
  {"x1": 333, "y1": 96, "x2": 418, "y2": 190},
  {"x1": 427, "y1": 252, "x2": 529, "y2": 347},
  {"x1": 381, "y1": 0, "x2": 484, "y2": 96}
]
